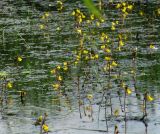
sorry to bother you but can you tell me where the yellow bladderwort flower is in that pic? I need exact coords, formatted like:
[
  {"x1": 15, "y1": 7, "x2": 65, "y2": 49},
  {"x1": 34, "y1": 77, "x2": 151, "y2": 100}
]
[
  {"x1": 126, "y1": 88, "x2": 132, "y2": 95},
  {"x1": 52, "y1": 83, "x2": 60, "y2": 90},
  {"x1": 83, "y1": 50, "x2": 88, "y2": 54},
  {"x1": 17, "y1": 56, "x2": 22, "y2": 62},
  {"x1": 147, "y1": 95, "x2": 154, "y2": 102},
  {"x1": 85, "y1": 56, "x2": 89, "y2": 60},
  {"x1": 57, "y1": 65, "x2": 61, "y2": 70},
  {"x1": 50, "y1": 69, "x2": 56, "y2": 74},
  {"x1": 122, "y1": 2, "x2": 126, "y2": 7},
  {"x1": 105, "y1": 56, "x2": 111, "y2": 61},
  {"x1": 71, "y1": 11, "x2": 75, "y2": 16},
  {"x1": 42, "y1": 124, "x2": 49, "y2": 132},
  {"x1": 121, "y1": 82, "x2": 125, "y2": 88},
  {"x1": 116, "y1": 3, "x2": 121, "y2": 9},
  {"x1": 105, "y1": 48, "x2": 111, "y2": 53},
  {"x1": 119, "y1": 40, "x2": 124, "y2": 46},
  {"x1": 101, "y1": 45, "x2": 105, "y2": 49},
  {"x1": 74, "y1": 61, "x2": 78, "y2": 65},
  {"x1": 87, "y1": 94, "x2": 93, "y2": 100},
  {"x1": 63, "y1": 66, "x2": 68, "y2": 71},
  {"x1": 111, "y1": 25, "x2": 115, "y2": 31},
  {"x1": 76, "y1": 28, "x2": 82, "y2": 35},
  {"x1": 150, "y1": 44, "x2": 158, "y2": 50},
  {"x1": 94, "y1": 54, "x2": 99, "y2": 59},
  {"x1": 57, "y1": 76, "x2": 62, "y2": 81},
  {"x1": 139, "y1": 10, "x2": 144, "y2": 16},
  {"x1": 63, "y1": 62, "x2": 67, "y2": 66},
  {"x1": 90, "y1": 14, "x2": 95, "y2": 20},
  {"x1": 127, "y1": 5, "x2": 133, "y2": 10},
  {"x1": 7, "y1": 82, "x2": 13, "y2": 89},
  {"x1": 122, "y1": 7, "x2": 127, "y2": 13},
  {"x1": 39, "y1": 24, "x2": 45, "y2": 29},
  {"x1": 96, "y1": 21, "x2": 100, "y2": 27},
  {"x1": 111, "y1": 61, "x2": 118, "y2": 67},
  {"x1": 44, "y1": 12, "x2": 50, "y2": 17}
]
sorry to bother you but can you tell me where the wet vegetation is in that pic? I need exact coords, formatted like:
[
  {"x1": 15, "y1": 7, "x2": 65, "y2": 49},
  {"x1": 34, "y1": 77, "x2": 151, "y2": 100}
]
[{"x1": 0, "y1": 0, "x2": 160, "y2": 134}]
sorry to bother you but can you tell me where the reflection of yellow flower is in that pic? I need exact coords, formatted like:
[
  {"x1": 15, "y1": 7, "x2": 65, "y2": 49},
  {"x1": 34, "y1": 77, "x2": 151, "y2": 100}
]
[
  {"x1": 114, "y1": 109, "x2": 119, "y2": 117},
  {"x1": 147, "y1": 95, "x2": 153, "y2": 102},
  {"x1": 7, "y1": 82, "x2": 13, "y2": 89},
  {"x1": 42, "y1": 124, "x2": 49, "y2": 132},
  {"x1": 87, "y1": 94, "x2": 93, "y2": 100}
]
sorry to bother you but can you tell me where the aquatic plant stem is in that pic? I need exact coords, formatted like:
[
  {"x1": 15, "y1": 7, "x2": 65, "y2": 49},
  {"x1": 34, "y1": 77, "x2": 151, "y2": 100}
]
[
  {"x1": 77, "y1": 76, "x2": 82, "y2": 118},
  {"x1": 105, "y1": 96, "x2": 108, "y2": 132}
]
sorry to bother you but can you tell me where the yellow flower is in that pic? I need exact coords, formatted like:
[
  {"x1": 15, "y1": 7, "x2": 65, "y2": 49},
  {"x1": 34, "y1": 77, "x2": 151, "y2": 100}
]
[
  {"x1": 111, "y1": 61, "x2": 118, "y2": 67},
  {"x1": 76, "y1": 29, "x2": 82, "y2": 35},
  {"x1": 111, "y1": 26, "x2": 115, "y2": 31},
  {"x1": 139, "y1": 10, "x2": 144, "y2": 16},
  {"x1": 17, "y1": 56, "x2": 22, "y2": 62},
  {"x1": 147, "y1": 95, "x2": 154, "y2": 102},
  {"x1": 94, "y1": 54, "x2": 99, "y2": 59},
  {"x1": 63, "y1": 66, "x2": 68, "y2": 71},
  {"x1": 119, "y1": 40, "x2": 124, "y2": 46},
  {"x1": 121, "y1": 82, "x2": 125, "y2": 88},
  {"x1": 100, "y1": 45, "x2": 105, "y2": 49},
  {"x1": 50, "y1": 69, "x2": 56, "y2": 74},
  {"x1": 7, "y1": 82, "x2": 13, "y2": 89},
  {"x1": 63, "y1": 62, "x2": 67, "y2": 66},
  {"x1": 84, "y1": 56, "x2": 89, "y2": 60},
  {"x1": 38, "y1": 115, "x2": 43, "y2": 122},
  {"x1": 71, "y1": 11, "x2": 75, "y2": 16},
  {"x1": 52, "y1": 83, "x2": 60, "y2": 90},
  {"x1": 105, "y1": 48, "x2": 111, "y2": 53},
  {"x1": 150, "y1": 44, "x2": 158, "y2": 50},
  {"x1": 87, "y1": 94, "x2": 93, "y2": 100},
  {"x1": 105, "y1": 56, "x2": 111, "y2": 61},
  {"x1": 96, "y1": 21, "x2": 100, "y2": 27},
  {"x1": 83, "y1": 50, "x2": 88, "y2": 54},
  {"x1": 44, "y1": 12, "x2": 50, "y2": 17},
  {"x1": 126, "y1": 88, "x2": 132, "y2": 95},
  {"x1": 116, "y1": 3, "x2": 121, "y2": 9},
  {"x1": 127, "y1": 5, "x2": 133, "y2": 10},
  {"x1": 90, "y1": 14, "x2": 95, "y2": 20},
  {"x1": 57, "y1": 65, "x2": 61, "y2": 70},
  {"x1": 57, "y1": 76, "x2": 62, "y2": 81},
  {"x1": 39, "y1": 24, "x2": 45, "y2": 29},
  {"x1": 42, "y1": 124, "x2": 49, "y2": 132}
]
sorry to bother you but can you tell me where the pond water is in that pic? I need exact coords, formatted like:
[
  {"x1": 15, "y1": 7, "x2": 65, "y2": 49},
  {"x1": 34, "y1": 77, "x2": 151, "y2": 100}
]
[{"x1": 1, "y1": 0, "x2": 160, "y2": 134}]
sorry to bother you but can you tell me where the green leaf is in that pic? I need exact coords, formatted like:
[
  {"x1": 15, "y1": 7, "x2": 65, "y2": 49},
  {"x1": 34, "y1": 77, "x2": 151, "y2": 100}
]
[{"x1": 83, "y1": 0, "x2": 101, "y2": 18}]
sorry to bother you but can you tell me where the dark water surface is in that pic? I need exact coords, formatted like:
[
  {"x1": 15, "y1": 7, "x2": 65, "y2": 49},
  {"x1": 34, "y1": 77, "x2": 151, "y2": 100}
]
[{"x1": 1, "y1": 0, "x2": 160, "y2": 134}]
